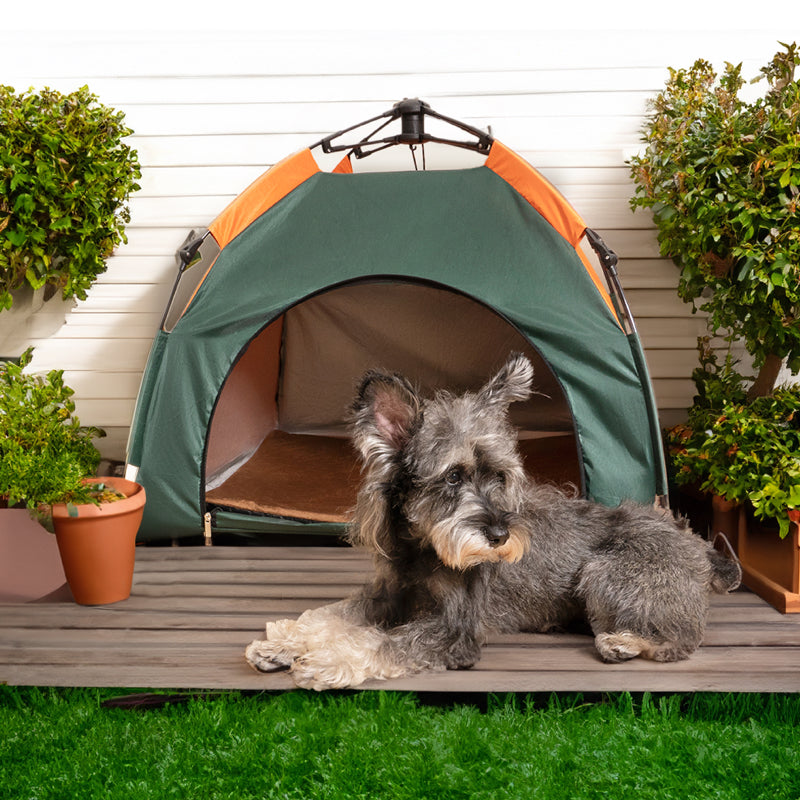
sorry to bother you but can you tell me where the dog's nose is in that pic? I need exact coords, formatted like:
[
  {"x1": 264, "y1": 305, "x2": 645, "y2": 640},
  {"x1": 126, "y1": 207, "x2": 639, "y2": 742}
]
[{"x1": 482, "y1": 526, "x2": 509, "y2": 547}]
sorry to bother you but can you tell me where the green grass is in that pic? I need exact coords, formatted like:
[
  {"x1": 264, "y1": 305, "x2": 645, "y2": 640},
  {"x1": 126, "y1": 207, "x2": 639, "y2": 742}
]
[{"x1": 2, "y1": 688, "x2": 799, "y2": 799}]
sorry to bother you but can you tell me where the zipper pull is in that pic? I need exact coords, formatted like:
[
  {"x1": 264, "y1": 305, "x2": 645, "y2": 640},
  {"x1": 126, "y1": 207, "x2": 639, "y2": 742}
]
[{"x1": 203, "y1": 512, "x2": 212, "y2": 546}]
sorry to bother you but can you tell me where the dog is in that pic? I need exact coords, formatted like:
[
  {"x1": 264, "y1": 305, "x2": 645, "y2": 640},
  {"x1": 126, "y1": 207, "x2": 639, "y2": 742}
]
[{"x1": 245, "y1": 353, "x2": 741, "y2": 690}]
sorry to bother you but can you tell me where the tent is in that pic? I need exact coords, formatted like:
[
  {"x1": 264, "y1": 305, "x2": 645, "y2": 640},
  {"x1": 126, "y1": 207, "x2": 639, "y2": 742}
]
[{"x1": 126, "y1": 100, "x2": 667, "y2": 542}]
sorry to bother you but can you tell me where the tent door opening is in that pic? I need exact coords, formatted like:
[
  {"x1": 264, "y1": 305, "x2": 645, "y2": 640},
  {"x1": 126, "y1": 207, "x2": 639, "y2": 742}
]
[{"x1": 203, "y1": 280, "x2": 582, "y2": 534}]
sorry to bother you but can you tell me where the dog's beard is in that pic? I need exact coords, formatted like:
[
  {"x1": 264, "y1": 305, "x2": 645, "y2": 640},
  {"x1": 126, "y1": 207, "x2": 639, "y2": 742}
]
[{"x1": 417, "y1": 501, "x2": 530, "y2": 570}]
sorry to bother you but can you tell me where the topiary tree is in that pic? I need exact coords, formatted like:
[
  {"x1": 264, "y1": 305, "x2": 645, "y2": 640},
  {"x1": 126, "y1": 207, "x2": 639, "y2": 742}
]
[
  {"x1": 0, "y1": 85, "x2": 141, "y2": 311},
  {"x1": 629, "y1": 42, "x2": 800, "y2": 399}
]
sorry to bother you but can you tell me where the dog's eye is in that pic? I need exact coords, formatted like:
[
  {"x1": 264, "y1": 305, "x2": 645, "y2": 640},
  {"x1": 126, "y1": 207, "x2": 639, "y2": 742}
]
[
  {"x1": 445, "y1": 469, "x2": 462, "y2": 486},
  {"x1": 496, "y1": 472, "x2": 507, "y2": 485}
]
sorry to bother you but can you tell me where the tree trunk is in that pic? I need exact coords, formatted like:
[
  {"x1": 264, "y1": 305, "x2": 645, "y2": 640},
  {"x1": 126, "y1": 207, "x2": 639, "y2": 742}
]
[{"x1": 746, "y1": 352, "x2": 785, "y2": 400}]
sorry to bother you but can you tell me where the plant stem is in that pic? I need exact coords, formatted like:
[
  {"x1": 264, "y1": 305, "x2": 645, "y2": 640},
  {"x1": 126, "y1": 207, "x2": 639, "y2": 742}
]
[{"x1": 747, "y1": 352, "x2": 784, "y2": 400}]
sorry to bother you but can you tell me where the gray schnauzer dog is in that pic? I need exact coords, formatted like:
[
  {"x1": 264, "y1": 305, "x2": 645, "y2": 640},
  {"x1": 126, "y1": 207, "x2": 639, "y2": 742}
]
[{"x1": 245, "y1": 353, "x2": 741, "y2": 690}]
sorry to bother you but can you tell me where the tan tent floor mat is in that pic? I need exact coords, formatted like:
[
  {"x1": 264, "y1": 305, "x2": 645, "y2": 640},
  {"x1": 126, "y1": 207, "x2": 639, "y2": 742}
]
[
  {"x1": 206, "y1": 431, "x2": 360, "y2": 523},
  {"x1": 206, "y1": 430, "x2": 581, "y2": 524}
]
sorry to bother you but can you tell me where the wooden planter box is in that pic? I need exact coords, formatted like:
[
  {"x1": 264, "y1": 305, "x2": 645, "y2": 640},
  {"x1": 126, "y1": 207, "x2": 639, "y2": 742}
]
[{"x1": 713, "y1": 497, "x2": 800, "y2": 614}]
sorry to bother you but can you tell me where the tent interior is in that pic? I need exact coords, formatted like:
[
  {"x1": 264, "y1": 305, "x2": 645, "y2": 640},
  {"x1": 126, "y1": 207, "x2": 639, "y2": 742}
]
[{"x1": 204, "y1": 280, "x2": 582, "y2": 528}]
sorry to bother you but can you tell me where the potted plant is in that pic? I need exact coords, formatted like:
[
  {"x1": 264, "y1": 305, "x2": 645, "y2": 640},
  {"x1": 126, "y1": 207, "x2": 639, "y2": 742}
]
[
  {"x1": 0, "y1": 349, "x2": 145, "y2": 604},
  {"x1": 0, "y1": 84, "x2": 141, "y2": 354},
  {"x1": 630, "y1": 43, "x2": 800, "y2": 612},
  {"x1": 668, "y1": 351, "x2": 800, "y2": 612}
]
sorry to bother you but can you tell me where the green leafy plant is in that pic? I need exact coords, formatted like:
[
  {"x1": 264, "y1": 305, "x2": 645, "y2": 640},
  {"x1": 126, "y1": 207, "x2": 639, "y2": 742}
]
[
  {"x1": 669, "y1": 342, "x2": 800, "y2": 537},
  {"x1": 0, "y1": 348, "x2": 114, "y2": 529},
  {"x1": 633, "y1": 43, "x2": 800, "y2": 534},
  {"x1": 630, "y1": 42, "x2": 800, "y2": 399},
  {"x1": 0, "y1": 85, "x2": 141, "y2": 311}
]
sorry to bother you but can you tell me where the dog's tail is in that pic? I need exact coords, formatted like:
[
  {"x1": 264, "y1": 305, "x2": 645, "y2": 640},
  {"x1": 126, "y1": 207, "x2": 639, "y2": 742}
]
[{"x1": 707, "y1": 533, "x2": 742, "y2": 593}]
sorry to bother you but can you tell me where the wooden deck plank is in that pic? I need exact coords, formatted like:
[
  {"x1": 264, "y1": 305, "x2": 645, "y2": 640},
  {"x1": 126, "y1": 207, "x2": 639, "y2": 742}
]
[
  {"x1": 1, "y1": 623, "x2": 798, "y2": 650},
  {"x1": 4, "y1": 640, "x2": 798, "y2": 673},
  {"x1": 135, "y1": 571, "x2": 370, "y2": 586},
  {"x1": 1, "y1": 545, "x2": 799, "y2": 693}
]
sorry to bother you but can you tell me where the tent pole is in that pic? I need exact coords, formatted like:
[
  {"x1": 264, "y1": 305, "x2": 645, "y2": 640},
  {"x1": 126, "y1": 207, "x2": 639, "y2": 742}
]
[{"x1": 585, "y1": 228, "x2": 670, "y2": 506}]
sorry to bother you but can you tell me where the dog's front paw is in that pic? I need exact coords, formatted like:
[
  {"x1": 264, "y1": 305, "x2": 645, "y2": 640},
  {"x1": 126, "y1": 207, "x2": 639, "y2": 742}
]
[
  {"x1": 594, "y1": 631, "x2": 646, "y2": 663},
  {"x1": 290, "y1": 653, "x2": 364, "y2": 691},
  {"x1": 244, "y1": 639, "x2": 293, "y2": 673},
  {"x1": 245, "y1": 617, "x2": 306, "y2": 673},
  {"x1": 443, "y1": 636, "x2": 481, "y2": 671},
  {"x1": 444, "y1": 655, "x2": 476, "y2": 671}
]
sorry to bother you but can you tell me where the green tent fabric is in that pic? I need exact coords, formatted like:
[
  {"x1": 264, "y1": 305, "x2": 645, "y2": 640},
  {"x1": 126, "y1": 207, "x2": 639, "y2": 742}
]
[{"x1": 127, "y1": 150, "x2": 666, "y2": 542}]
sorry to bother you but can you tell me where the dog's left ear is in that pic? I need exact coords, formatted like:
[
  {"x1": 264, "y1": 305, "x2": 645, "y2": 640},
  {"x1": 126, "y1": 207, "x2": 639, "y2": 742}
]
[
  {"x1": 351, "y1": 370, "x2": 421, "y2": 455},
  {"x1": 478, "y1": 352, "x2": 534, "y2": 408}
]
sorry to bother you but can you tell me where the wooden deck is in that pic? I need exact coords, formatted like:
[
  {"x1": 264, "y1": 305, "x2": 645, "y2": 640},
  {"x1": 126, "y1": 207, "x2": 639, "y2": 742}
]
[{"x1": 2, "y1": 545, "x2": 799, "y2": 693}]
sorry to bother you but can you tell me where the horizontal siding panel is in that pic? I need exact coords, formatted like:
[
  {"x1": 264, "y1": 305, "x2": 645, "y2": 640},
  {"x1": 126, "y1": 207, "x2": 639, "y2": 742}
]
[
  {"x1": 132, "y1": 134, "x2": 312, "y2": 168},
  {"x1": 636, "y1": 318, "x2": 711, "y2": 349},
  {"x1": 624, "y1": 289, "x2": 698, "y2": 318},
  {"x1": 66, "y1": 284, "x2": 173, "y2": 314},
  {"x1": 74, "y1": 398, "x2": 136, "y2": 428},
  {"x1": 2, "y1": 30, "x2": 783, "y2": 77},
  {"x1": 54, "y1": 315, "x2": 164, "y2": 340},
  {"x1": 97, "y1": 256, "x2": 176, "y2": 286},
  {"x1": 598, "y1": 229, "x2": 661, "y2": 259},
  {"x1": 120, "y1": 95, "x2": 650, "y2": 138},
  {"x1": 0, "y1": 69, "x2": 671, "y2": 106},
  {"x1": 137, "y1": 166, "x2": 266, "y2": 197},
  {"x1": 617, "y1": 259, "x2": 680, "y2": 289},
  {"x1": 61, "y1": 371, "x2": 143, "y2": 398},
  {"x1": 118, "y1": 227, "x2": 191, "y2": 256},
  {"x1": 645, "y1": 350, "x2": 710, "y2": 380},
  {"x1": 652, "y1": 379, "x2": 695, "y2": 409},
  {"x1": 28, "y1": 338, "x2": 153, "y2": 372},
  {"x1": 128, "y1": 195, "x2": 233, "y2": 228}
]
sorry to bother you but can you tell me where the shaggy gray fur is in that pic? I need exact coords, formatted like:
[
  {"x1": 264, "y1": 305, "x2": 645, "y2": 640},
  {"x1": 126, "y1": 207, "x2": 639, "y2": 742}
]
[{"x1": 245, "y1": 354, "x2": 741, "y2": 688}]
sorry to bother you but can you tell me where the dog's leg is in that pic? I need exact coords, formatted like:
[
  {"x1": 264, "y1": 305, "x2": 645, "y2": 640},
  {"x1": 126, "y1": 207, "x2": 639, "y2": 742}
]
[
  {"x1": 385, "y1": 613, "x2": 484, "y2": 672},
  {"x1": 245, "y1": 600, "x2": 416, "y2": 690},
  {"x1": 245, "y1": 601, "x2": 352, "y2": 677}
]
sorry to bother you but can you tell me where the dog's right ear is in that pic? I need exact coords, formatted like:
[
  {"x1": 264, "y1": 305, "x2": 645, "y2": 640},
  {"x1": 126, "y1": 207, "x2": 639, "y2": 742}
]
[
  {"x1": 351, "y1": 370, "x2": 421, "y2": 457},
  {"x1": 478, "y1": 352, "x2": 534, "y2": 409}
]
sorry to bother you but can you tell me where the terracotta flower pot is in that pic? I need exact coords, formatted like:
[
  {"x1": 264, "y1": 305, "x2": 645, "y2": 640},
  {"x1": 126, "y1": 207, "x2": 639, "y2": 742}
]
[
  {"x1": 711, "y1": 494, "x2": 741, "y2": 551},
  {"x1": 52, "y1": 476, "x2": 146, "y2": 605}
]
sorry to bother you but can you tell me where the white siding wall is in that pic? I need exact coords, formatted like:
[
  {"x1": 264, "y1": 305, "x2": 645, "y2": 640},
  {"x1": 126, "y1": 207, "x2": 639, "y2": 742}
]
[{"x1": 1, "y1": 29, "x2": 793, "y2": 460}]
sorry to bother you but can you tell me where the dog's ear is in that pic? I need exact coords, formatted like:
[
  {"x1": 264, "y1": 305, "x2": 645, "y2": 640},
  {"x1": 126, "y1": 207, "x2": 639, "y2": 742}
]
[
  {"x1": 351, "y1": 370, "x2": 421, "y2": 455},
  {"x1": 349, "y1": 371, "x2": 420, "y2": 555},
  {"x1": 478, "y1": 352, "x2": 534, "y2": 408}
]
